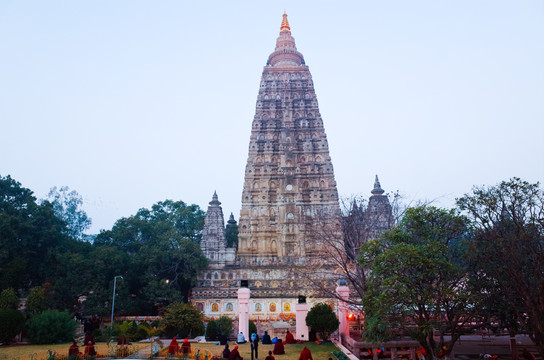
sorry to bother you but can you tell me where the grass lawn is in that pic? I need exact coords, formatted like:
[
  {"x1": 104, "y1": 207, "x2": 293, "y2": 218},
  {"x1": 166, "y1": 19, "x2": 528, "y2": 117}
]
[
  {"x1": 183, "y1": 342, "x2": 338, "y2": 360},
  {"x1": 0, "y1": 341, "x2": 339, "y2": 360},
  {"x1": 0, "y1": 342, "x2": 147, "y2": 360}
]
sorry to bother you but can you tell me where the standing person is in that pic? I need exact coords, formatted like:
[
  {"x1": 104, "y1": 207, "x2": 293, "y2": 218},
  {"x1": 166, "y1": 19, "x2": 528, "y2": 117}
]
[
  {"x1": 265, "y1": 351, "x2": 275, "y2": 360},
  {"x1": 229, "y1": 345, "x2": 243, "y2": 360},
  {"x1": 223, "y1": 344, "x2": 231, "y2": 360},
  {"x1": 251, "y1": 332, "x2": 260, "y2": 360},
  {"x1": 168, "y1": 337, "x2": 180, "y2": 355},
  {"x1": 298, "y1": 347, "x2": 312, "y2": 360},
  {"x1": 285, "y1": 331, "x2": 295, "y2": 344},
  {"x1": 181, "y1": 338, "x2": 191, "y2": 360},
  {"x1": 68, "y1": 341, "x2": 79, "y2": 360}
]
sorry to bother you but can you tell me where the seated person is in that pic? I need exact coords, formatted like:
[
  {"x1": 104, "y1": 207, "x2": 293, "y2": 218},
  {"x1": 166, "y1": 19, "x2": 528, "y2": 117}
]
[
  {"x1": 68, "y1": 341, "x2": 79, "y2": 360},
  {"x1": 273, "y1": 339, "x2": 285, "y2": 355},
  {"x1": 261, "y1": 331, "x2": 272, "y2": 344},
  {"x1": 84, "y1": 341, "x2": 97, "y2": 357},
  {"x1": 181, "y1": 339, "x2": 191, "y2": 357},
  {"x1": 222, "y1": 344, "x2": 231, "y2": 360},
  {"x1": 285, "y1": 330, "x2": 295, "y2": 344},
  {"x1": 229, "y1": 345, "x2": 243, "y2": 360},
  {"x1": 237, "y1": 332, "x2": 247, "y2": 344},
  {"x1": 168, "y1": 337, "x2": 180, "y2": 355},
  {"x1": 265, "y1": 351, "x2": 275, "y2": 360},
  {"x1": 298, "y1": 347, "x2": 312, "y2": 360}
]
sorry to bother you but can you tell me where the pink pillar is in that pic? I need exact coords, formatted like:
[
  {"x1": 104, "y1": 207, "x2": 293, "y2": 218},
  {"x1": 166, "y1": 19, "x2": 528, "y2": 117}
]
[
  {"x1": 238, "y1": 287, "x2": 250, "y2": 340},
  {"x1": 295, "y1": 303, "x2": 309, "y2": 340},
  {"x1": 336, "y1": 283, "x2": 350, "y2": 339}
]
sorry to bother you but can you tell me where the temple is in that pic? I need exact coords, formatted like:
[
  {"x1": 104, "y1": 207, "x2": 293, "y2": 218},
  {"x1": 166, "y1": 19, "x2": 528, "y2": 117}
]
[{"x1": 190, "y1": 14, "x2": 393, "y2": 335}]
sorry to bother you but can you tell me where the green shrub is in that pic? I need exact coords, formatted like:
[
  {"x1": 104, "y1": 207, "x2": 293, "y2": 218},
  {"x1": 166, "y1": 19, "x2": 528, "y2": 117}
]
[
  {"x1": 305, "y1": 303, "x2": 339, "y2": 341},
  {"x1": 27, "y1": 310, "x2": 76, "y2": 344},
  {"x1": 206, "y1": 320, "x2": 219, "y2": 340},
  {"x1": 0, "y1": 288, "x2": 19, "y2": 310},
  {"x1": 25, "y1": 287, "x2": 48, "y2": 315},
  {"x1": 160, "y1": 303, "x2": 204, "y2": 339},
  {"x1": 217, "y1": 317, "x2": 233, "y2": 338},
  {"x1": 0, "y1": 309, "x2": 24, "y2": 344}
]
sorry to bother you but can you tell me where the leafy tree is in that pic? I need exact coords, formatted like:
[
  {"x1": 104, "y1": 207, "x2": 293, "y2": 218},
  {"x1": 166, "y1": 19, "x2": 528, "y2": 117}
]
[
  {"x1": 206, "y1": 319, "x2": 220, "y2": 340},
  {"x1": 46, "y1": 186, "x2": 91, "y2": 240},
  {"x1": 92, "y1": 200, "x2": 207, "y2": 314},
  {"x1": 160, "y1": 302, "x2": 204, "y2": 338},
  {"x1": 0, "y1": 175, "x2": 70, "y2": 291},
  {"x1": 305, "y1": 303, "x2": 339, "y2": 341},
  {"x1": 26, "y1": 310, "x2": 77, "y2": 344},
  {"x1": 359, "y1": 206, "x2": 481, "y2": 359},
  {"x1": 217, "y1": 316, "x2": 233, "y2": 338},
  {"x1": 25, "y1": 287, "x2": 48, "y2": 315},
  {"x1": 0, "y1": 309, "x2": 24, "y2": 344},
  {"x1": 457, "y1": 178, "x2": 544, "y2": 356},
  {"x1": 0, "y1": 288, "x2": 19, "y2": 310},
  {"x1": 206, "y1": 317, "x2": 233, "y2": 340}
]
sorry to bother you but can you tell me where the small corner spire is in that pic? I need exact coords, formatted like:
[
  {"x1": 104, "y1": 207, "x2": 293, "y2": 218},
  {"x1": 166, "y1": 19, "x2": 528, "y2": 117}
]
[
  {"x1": 351, "y1": 199, "x2": 359, "y2": 212},
  {"x1": 371, "y1": 175, "x2": 385, "y2": 195},
  {"x1": 280, "y1": 12, "x2": 290, "y2": 31},
  {"x1": 209, "y1": 191, "x2": 221, "y2": 206}
]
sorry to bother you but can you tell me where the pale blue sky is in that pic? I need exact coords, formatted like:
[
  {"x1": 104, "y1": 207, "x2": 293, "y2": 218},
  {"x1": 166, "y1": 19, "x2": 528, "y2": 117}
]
[{"x1": 1, "y1": 1, "x2": 543, "y2": 233}]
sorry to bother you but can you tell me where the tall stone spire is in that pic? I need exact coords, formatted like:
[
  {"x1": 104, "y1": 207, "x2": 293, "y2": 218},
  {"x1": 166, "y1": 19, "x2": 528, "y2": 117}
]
[
  {"x1": 267, "y1": 13, "x2": 304, "y2": 67},
  {"x1": 200, "y1": 192, "x2": 227, "y2": 264},
  {"x1": 238, "y1": 13, "x2": 341, "y2": 266},
  {"x1": 365, "y1": 175, "x2": 394, "y2": 240},
  {"x1": 371, "y1": 175, "x2": 385, "y2": 195}
]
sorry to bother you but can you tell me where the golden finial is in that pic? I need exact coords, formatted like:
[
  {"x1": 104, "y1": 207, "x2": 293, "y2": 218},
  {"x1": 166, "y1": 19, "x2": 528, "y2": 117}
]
[{"x1": 280, "y1": 12, "x2": 290, "y2": 31}]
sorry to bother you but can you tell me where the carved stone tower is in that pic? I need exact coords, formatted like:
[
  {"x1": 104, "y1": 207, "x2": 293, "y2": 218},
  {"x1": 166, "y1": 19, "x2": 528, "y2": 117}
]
[
  {"x1": 364, "y1": 175, "x2": 394, "y2": 240},
  {"x1": 237, "y1": 13, "x2": 341, "y2": 265},
  {"x1": 200, "y1": 192, "x2": 236, "y2": 269}
]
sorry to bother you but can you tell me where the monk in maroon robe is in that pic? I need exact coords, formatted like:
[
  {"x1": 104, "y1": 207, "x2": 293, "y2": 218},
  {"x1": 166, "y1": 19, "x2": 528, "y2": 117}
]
[
  {"x1": 181, "y1": 338, "x2": 191, "y2": 359},
  {"x1": 84, "y1": 341, "x2": 96, "y2": 357},
  {"x1": 229, "y1": 345, "x2": 243, "y2": 360},
  {"x1": 68, "y1": 341, "x2": 79, "y2": 359},
  {"x1": 273, "y1": 339, "x2": 285, "y2": 355},
  {"x1": 168, "y1": 337, "x2": 180, "y2": 355},
  {"x1": 298, "y1": 347, "x2": 312, "y2": 360},
  {"x1": 285, "y1": 331, "x2": 295, "y2": 344}
]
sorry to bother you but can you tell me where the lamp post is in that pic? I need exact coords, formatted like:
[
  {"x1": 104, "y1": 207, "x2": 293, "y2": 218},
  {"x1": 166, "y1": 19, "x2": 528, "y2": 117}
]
[{"x1": 111, "y1": 275, "x2": 123, "y2": 326}]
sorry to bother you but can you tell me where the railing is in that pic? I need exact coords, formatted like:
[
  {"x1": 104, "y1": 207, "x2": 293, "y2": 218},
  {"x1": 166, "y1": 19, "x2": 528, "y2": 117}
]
[
  {"x1": 2, "y1": 344, "x2": 146, "y2": 360},
  {"x1": 156, "y1": 348, "x2": 215, "y2": 360},
  {"x1": 341, "y1": 334, "x2": 421, "y2": 360}
]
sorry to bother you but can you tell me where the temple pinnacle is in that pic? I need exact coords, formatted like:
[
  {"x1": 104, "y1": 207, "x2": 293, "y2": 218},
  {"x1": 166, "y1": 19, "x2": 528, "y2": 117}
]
[
  {"x1": 280, "y1": 12, "x2": 290, "y2": 31},
  {"x1": 372, "y1": 175, "x2": 385, "y2": 195},
  {"x1": 209, "y1": 191, "x2": 221, "y2": 205}
]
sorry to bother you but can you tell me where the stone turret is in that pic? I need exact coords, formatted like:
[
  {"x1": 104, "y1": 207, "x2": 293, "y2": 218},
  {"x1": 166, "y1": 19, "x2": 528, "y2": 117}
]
[
  {"x1": 200, "y1": 192, "x2": 236, "y2": 268},
  {"x1": 364, "y1": 175, "x2": 394, "y2": 240}
]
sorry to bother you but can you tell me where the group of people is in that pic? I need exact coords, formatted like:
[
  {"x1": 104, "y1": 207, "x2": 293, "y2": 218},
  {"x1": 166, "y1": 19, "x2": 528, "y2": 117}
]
[
  {"x1": 168, "y1": 337, "x2": 192, "y2": 359},
  {"x1": 224, "y1": 330, "x2": 312, "y2": 360},
  {"x1": 67, "y1": 340, "x2": 97, "y2": 360}
]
